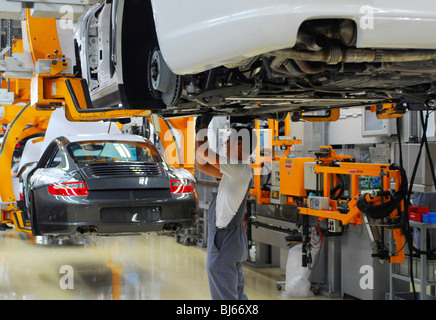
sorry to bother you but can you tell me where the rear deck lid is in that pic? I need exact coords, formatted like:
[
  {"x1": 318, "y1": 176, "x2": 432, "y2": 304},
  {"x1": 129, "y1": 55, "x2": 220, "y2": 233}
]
[{"x1": 78, "y1": 162, "x2": 170, "y2": 190}]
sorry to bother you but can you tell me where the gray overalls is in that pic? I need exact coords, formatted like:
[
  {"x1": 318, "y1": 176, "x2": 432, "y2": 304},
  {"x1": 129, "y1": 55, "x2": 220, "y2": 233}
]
[{"x1": 207, "y1": 190, "x2": 249, "y2": 300}]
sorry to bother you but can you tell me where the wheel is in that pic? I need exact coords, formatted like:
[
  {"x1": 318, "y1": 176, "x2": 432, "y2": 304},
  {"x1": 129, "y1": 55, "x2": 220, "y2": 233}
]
[
  {"x1": 148, "y1": 48, "x2": 182, "y2": 106},
  {"x1": 29, "y1": 192, "x2": 43, "y2": 236}
]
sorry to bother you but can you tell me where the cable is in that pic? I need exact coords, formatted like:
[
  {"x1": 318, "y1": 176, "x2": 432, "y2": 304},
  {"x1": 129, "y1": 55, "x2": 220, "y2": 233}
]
[
  {"x1": 405, "y1": 111, "x2": 436, "y2": 255},
  {"x1": 396, "y1": 110, "x2": 436, "y2": 298},
  {"x1": 330, "y1": 173, "x2": 345, "y2": 200},
  {"x1": 399, "y1": 110, "x2": 436, "y2": 299},
  {"x1": 396, "y1": 117, "x2": 404, "y2": 169},
  {"x1": 310, "y1": 223, "x2": 324, "y2": 249},
  {"x1": 396, "y1": 115, "x2": 417, "y2": 299},
  {"x1": 420, "y1": 111, "x2": 436, "y2": 191},
  {"x1": 308, "y1": 223, "x2": 323, "y2": 270},
  {"x1": 356, "y1": 163, "x2": 408, "y2": 219}
]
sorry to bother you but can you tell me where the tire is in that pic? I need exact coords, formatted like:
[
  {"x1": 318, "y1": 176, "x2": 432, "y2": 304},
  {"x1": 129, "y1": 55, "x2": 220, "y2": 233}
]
[{"x1": 29, "y1": 192, "x2": 43, "y2": 236}]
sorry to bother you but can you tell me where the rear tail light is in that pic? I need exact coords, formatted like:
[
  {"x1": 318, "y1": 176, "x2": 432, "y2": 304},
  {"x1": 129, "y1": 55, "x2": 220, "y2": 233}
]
[
  {"x1": 170, "y1": 179, "x2": 194, "y2": 194},
  {"x1": 48, "y1": 182, "x2": 89, "y2": 196}
]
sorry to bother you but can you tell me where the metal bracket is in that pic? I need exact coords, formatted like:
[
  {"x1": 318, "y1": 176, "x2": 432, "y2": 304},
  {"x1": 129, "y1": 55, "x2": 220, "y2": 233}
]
[
  {"x1": 1, "y1": 202, "x2": 16, "y2": 210},
  {"x1": 0, "y1": 0, "x2": 90, "y2": 19},
  {"x1": 0, "y1": 89, "x2": 15, "y2": 105},
  {"x1": 0, "y1": 53, "x2": 34, "y2": 79}
]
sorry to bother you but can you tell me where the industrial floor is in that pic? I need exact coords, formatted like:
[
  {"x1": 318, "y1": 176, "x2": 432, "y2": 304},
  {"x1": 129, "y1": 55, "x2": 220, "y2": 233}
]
[{"x1": 0, "y1": 228, "x2": 330, "y2": 300}]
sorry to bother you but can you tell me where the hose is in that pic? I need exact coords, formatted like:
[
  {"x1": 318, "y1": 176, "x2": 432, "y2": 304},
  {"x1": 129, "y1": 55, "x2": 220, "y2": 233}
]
[
  {"x1": 406, "y1": 111, "x2": 436, "y2": 255},
  {"x1": 330, "y1": 174, "x2": 344, "y2": 200},
  {"x1": 397, "y1": 110, "x2": 434, "y2": 299},
  {"x1": 356, "y1": 163, "x2": 408, "y2": 220}
]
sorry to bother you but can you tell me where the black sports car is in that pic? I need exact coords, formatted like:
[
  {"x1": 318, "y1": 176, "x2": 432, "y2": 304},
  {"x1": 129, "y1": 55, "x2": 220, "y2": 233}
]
[{"x1": 22, "y1": 133, "x2": 197, "y2": 236}]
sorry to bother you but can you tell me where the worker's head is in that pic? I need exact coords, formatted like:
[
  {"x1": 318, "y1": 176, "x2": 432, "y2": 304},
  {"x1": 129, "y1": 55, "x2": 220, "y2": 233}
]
[{"x1": 225, "y1": 123, "x2": 257, "y2": 161}]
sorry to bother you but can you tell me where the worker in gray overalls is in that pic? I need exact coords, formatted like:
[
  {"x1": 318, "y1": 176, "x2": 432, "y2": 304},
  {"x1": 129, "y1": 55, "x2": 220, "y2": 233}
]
[{"x1": 195, "y1": 116, "x2": 256, "y2": 300}]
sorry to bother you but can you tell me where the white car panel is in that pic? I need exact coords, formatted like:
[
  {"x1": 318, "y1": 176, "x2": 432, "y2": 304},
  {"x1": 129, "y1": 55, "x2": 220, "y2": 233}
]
[
  {"x1": 18, "y1": 138, "x2": 42, "y2": 171},
  {"x1": 41, "y1": 108, "x2": 122, "y2": 157},
  {"x1": 151, "y1": 0, "x2": 436, "y2": 74}
]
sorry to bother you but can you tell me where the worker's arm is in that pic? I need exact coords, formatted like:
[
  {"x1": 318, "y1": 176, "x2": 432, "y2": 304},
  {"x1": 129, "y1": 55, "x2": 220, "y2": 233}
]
[
  {"x1": 195, "y1": 134, "x2": 222, "y2": 179},
  {"x1": 195, "y1": 160, "x2": 222, "y2": 179},
  {"x1": 195, "y1": 116, "x2": 222, "y2": 179}
]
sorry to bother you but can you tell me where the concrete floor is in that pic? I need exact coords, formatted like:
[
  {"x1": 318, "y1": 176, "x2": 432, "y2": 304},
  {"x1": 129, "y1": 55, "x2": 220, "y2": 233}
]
[{"x1": 0, "y1": 229, "x2": 330, "y2": 300}]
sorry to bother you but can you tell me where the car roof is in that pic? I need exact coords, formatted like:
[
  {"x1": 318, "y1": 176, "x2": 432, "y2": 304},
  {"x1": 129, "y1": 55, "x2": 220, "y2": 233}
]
[{"x1": 61, "y1": 133, "x2": 148, "y2": 144}]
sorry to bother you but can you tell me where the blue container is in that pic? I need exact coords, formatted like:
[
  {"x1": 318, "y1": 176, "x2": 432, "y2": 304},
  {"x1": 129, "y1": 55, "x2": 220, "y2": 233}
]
[{"x1": 423, "y1": 212, "x2": 436, "y2": 223}]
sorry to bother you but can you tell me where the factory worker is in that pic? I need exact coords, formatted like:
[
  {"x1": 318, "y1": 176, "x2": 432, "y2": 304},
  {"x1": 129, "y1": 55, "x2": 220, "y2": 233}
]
[
  {"x1": 195, "y1": 115, "x2": 256, "y2": 300},
  {"x1": 413, "y1": 192, "x2": 436, "y2": 211}
]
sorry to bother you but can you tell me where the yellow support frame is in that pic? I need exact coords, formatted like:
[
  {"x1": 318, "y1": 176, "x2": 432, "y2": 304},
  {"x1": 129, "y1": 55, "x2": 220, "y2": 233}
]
[
  {"x1": 152, "y1": 117, "x2": 195, "y2": 174},
  {"x1": 0, "y1": 104, "x2": 53, "y2": 232},
  {"x1": 251, "y1": 114, "x2": 302, "y2": 205},
  {"x1": 0, "y1": 76, "x2": 153, "y2": 232},
  {"x1": 59, "y1": 78, "x2": 151, "y2": 121},
  {"x1": 0, "y1": 12, "x2": 154, "y2": 233},
  {"x1": 26, "y1": 10, "x2": 63, "y2": 64},
  {"x1": 296, "y1": 157, "x2": 405, "y2": 263}
]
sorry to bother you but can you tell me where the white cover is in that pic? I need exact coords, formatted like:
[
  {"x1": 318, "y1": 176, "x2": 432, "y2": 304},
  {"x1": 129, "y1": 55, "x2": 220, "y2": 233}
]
[{"x1": 40, "y1": 108, "x2": 122, "y2": 158}]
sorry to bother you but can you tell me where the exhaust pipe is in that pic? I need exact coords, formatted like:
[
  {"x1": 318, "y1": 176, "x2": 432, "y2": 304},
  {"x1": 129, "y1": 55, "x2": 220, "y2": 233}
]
[
  {"x1": 89, "y1": 226, "x2": 99, "y2": 234},
  {"x1": 273, "y1": 19, "x2": 436, "y2": 68},
  {"x1": 77, "y1": 226, "x2": 89, "y2": 235},
  {"x1": 269, "y1": 48, "x2": 436, "y2": 65},
  {"x1": 76, "y1": 225, "x2": 98, "y2": 235},
  {"x1": 162, "y1": 223, "x2": 182, "y2": 232}
]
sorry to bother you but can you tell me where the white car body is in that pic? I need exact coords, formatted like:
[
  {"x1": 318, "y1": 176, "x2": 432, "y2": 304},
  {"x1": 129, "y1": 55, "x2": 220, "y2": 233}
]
[
  {"x1": 75, "y1": 0, "x2": 436, "y2": 118},
  {"x1": 151, "y1": 0, "x2": 436, "y2": 74}
]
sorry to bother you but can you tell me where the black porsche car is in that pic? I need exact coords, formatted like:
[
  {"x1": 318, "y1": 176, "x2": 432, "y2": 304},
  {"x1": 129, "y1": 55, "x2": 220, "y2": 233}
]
[{"x1": 22, "y1": 133, "x2": 197, "y2": 236}]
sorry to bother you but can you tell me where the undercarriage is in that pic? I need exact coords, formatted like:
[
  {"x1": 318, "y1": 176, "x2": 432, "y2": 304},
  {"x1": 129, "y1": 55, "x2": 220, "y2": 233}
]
[{"x1": 148, "y1": 19, "x2": 436, "y2": 119}]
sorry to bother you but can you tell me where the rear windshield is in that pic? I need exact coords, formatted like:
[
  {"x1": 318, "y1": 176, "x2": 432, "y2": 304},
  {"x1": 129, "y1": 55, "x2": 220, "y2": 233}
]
[{"x1": 67, "y1": 140, "x2": 162, "y2": 164}]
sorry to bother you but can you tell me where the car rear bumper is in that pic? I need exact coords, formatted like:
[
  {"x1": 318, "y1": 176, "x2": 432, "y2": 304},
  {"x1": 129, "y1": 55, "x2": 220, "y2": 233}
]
[{"x1": 33, "y1": 189, "x2": 197, "y2": 236}]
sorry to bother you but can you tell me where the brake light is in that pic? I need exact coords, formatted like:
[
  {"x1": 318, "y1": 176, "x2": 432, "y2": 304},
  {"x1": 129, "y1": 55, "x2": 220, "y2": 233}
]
[
  {"x1": 48, "y1": 182, "x2": 89, "y2": 196},
  {"x1": 170, "y1": 179, "x2": 194, "y2": 194}
]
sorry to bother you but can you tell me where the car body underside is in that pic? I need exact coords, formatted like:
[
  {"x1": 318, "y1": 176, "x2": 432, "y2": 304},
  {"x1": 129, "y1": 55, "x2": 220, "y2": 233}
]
[{"x1": 76, "y1": 0, "x2": 436, "y2": 119}]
